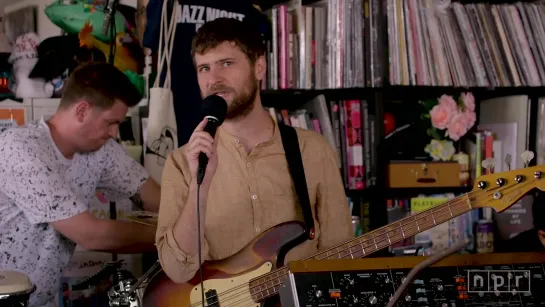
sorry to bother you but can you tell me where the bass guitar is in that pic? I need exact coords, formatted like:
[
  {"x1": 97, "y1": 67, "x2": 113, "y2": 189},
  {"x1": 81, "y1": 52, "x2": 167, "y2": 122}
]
[{"x1": 142, "y1": 162, "x2": 544, "y2": 307}]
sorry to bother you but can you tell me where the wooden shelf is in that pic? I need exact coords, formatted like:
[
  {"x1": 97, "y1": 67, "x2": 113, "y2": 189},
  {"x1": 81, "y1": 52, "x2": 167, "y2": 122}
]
[
  {"x1": 385, "y1": 186, "x2": 473, "y2": 198},
  {"x1": 262, "y1": 85, "x2": 545, "y2": 97},
  {"x1": 261, "y1": 86, "x2": 545, "y2": 109},
  {"x1": 344, "y1": 186, "x2": 472, "y2": 198}
]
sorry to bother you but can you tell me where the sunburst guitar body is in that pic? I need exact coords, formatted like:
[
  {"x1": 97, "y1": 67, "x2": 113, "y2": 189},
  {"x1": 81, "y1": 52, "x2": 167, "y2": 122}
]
[
  {"x1": 142, "y1": 164, "x2": 545, "y2": 307},
  {"x1": 142, "y1": 222, "x2": 306, "y2": 307}
]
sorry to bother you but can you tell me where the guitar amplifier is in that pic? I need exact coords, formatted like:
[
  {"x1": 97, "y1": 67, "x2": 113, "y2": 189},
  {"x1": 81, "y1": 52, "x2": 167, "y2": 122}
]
[{"x1": 279, "y1": 252, "x2": 545, "y2": 306}]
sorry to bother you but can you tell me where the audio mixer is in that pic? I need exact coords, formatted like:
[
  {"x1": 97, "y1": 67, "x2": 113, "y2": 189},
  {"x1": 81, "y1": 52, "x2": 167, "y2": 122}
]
[{"x1": 279, "y1": 252, "x2": 545, "y2": 306}]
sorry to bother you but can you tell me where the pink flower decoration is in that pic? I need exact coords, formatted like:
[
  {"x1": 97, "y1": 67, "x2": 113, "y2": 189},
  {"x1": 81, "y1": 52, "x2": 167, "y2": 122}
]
[
  {"x1": 438, "y1": 94, "x2": 458, "y2": 112},
  {"x1": 464, "y1": 110, "x2": 476, "y2": 130},
  {"x1": 461, "y1": 92, "x2": 475, "y2": 111},
  {"x1": 430, "y1": 103, "x2": 455, "y2": 130},
  {"x1": 446, "y1": 112, "x2": 469, "y2": 141}
]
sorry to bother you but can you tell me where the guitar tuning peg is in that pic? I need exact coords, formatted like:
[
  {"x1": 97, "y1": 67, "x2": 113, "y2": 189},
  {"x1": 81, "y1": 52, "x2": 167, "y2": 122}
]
[
  {"x1": 505, "y1": 154, "x2": 512, "y2": 171},
  {"x1": 481, "y1": 157, "x2": 496, "y2": 173},
  {"x1": 520, "y1": 150, "x2": 535, "y2": 168}
]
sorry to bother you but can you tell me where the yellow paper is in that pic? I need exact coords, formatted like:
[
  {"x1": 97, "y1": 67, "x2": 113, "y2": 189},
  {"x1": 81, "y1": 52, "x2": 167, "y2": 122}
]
[{"x1": 410, "y1": 197, "x2": 449, "y2": 213}]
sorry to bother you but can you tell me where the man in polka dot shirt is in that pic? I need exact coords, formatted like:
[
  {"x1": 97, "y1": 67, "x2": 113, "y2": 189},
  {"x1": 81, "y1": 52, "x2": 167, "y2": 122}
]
[{"x1": 0, "y1": 63, "x2": 161, "y2": 307}]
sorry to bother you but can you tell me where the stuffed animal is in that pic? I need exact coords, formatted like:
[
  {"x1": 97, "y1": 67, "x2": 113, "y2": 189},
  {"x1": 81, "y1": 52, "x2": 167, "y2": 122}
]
[{"x1": 8, "y1": 33, "x2": 54, "y2": 98}]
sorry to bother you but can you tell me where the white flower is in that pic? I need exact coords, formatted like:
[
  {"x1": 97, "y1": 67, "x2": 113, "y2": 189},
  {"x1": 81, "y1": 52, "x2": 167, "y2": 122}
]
[{"x1": 424, "y1": 139, "x2": 456, "y2": 161}]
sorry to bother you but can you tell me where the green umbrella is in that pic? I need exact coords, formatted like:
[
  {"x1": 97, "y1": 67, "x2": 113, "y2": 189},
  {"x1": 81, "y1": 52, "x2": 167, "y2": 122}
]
[{"x1": 44, "y1": 0, "x2": 127, "y2": 43}]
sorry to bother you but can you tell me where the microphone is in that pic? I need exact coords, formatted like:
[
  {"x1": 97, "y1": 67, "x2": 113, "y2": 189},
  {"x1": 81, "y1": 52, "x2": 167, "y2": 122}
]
[
  {"x1": 102, "y1": 0, "x2": 118, "y2": 36},
  {"x1": 197, "y1": 94, "x2": 228, "y2": 185}
]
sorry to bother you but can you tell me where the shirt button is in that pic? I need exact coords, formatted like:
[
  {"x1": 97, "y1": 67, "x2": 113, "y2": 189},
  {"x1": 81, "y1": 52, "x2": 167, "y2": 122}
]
[
  {"x1": 255, "y1": 227, "x2": 260, "y2": 232},
  {"x1": 246, "y1": 163, "x2": 251, "y2": 168},
  {"x1": 252, "y1": 195, "x2": 257, "y2": 200},
  {"x1": 235, "y1": 140, "x2": 240, "y2": 144}
]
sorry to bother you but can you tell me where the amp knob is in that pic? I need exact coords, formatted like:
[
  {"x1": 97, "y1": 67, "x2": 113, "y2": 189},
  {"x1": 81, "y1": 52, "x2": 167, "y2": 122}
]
[
  {"x1": 369, "y1": 295, "x2": 377, "y2": 304},
  {"x1": 315, "y1": 290, "x2": 322, "y2": 298},
  {"x1": 405, "y1": 295, "x2": 411, "y2": 301},
  {"x1": 437, "y1": 285, "x2": 444, "y2": 291}
]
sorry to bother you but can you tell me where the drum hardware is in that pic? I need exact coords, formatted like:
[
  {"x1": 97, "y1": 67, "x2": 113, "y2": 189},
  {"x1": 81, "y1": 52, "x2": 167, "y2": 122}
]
[
  {"x1": 108, "y1": 260, "x2": 161, "y2": 307},
  {"x1": 71, "y1": 260, "x2": 124, "y2": 291},
  {"x1": 0, "y1": 270, "x2": 36, "y2": 307}
]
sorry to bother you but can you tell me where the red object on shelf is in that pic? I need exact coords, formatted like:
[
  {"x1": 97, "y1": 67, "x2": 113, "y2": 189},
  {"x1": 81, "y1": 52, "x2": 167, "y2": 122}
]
[{"x1": 384, "y1": 112, "x2": 395, "y2": 135}]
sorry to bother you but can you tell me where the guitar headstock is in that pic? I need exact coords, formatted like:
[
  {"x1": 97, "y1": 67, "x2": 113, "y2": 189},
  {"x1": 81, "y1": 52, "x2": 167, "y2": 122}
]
[{"x1": 471, "y1": 160, "x2": 545, "y2": 213}]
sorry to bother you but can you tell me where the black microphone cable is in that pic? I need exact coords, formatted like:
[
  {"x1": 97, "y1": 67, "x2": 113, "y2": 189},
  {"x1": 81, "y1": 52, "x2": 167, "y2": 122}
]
[{"x1": 197, "y1": 181, "x2": 205, "y2": 307}]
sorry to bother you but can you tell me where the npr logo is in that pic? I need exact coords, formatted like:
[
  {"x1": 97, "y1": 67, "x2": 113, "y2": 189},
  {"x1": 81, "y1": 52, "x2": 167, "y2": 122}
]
[{"x1": 467, "y1": 270, "x2": 531, "y2": 293}]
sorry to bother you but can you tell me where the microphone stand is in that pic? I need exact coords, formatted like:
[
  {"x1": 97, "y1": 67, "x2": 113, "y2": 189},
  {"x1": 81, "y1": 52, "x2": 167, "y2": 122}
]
[
  {"x1": 197, "y1": 173, "x2": 206, "y2": 307},
  {"x1": 105, "y1": 0, "x2": 119, "y2": 279},
  {"x1": 104, "y1": 0, "x2": 119, "y2": 64},
  {"x1": 386, "y1": 240, "x2": 471, "y2": 307}
]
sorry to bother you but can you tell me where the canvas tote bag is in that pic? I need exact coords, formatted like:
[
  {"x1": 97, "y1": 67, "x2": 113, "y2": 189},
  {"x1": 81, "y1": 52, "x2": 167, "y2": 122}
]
[{"x1": 144, "y1": 0, "x2": 178, "y2": 183}]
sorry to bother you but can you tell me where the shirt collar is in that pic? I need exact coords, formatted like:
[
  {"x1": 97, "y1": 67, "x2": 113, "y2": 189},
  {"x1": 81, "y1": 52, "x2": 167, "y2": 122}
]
[{"x1": 217, "y1": 115, "x2": 283, "y2": 152}]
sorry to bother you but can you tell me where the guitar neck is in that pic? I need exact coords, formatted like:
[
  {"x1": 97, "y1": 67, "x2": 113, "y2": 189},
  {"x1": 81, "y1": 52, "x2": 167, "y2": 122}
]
[
  {"x1": 250, "y1": 192, "x2": 476, "y2": 302},
  {"x1": 311, "y1": 193, "x2": 474, "y2": 260}
]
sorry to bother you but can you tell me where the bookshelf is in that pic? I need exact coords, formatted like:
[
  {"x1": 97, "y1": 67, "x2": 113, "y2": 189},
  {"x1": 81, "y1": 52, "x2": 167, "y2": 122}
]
[{"x1": 256, "y1": 0, "x2": 545, "y2": 253}]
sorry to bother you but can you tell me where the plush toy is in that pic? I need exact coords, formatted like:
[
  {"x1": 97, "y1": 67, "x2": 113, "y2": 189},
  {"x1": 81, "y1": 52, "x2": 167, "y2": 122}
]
[
  {"x1": 79, "y1": 21, "x2": 140, "y2": 73},
  {"x1": 8, "y1": 33, "x2": 53, "y2": 98}
]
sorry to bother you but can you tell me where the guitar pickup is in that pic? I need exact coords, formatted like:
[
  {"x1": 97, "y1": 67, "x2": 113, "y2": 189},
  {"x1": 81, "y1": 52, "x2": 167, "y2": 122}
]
[{"x1": 205, "y1": 289, "x2": 219, "y2": 307}]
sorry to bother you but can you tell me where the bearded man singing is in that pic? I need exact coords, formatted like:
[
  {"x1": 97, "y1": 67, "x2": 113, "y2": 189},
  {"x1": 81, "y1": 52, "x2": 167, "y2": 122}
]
[{"x1": 154, "y1": 17, "x2": 354, "y2": 306}]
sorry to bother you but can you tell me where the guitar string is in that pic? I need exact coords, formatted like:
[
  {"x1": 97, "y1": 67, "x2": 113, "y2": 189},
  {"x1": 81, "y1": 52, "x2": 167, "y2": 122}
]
[
  {"x1": 191, "y1": 186, "x2": 490, "y2": 307},
  {"x1": 192, "y1": 177, "x2": 536, "y2": 307},
  {"x1": 186, "y1": 188, "x2": 483, "y2": 307},
  {"x1": 202, "y1": 194, "x2": 478, "y2": 307}
]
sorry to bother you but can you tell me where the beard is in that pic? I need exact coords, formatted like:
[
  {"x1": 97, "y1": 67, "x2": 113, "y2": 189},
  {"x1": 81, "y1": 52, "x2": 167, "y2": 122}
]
[
  {"x1": 226, "y1": 80, "x2": 258, "y2": 120},
  {"x1": 207, "y1": 75, "x2": 259, "y2": 120}
]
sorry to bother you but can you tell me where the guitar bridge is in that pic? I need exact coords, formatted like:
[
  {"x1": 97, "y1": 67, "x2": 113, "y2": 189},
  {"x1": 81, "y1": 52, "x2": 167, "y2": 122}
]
[{"x1": 205, "y1": 289, "x2": 219, "y2": 307}]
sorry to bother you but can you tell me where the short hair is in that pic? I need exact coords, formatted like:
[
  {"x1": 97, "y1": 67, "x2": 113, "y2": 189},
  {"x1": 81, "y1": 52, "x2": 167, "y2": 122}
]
[
  {"x1": 59, "y1": 62, "x2": 141, "y2": 110},
  {"x1": 191, "y1": 18, "x2": 266, "y2": 64},
  {"x1": 533, "y1": 191, "x2": 545, "y2": 231}
]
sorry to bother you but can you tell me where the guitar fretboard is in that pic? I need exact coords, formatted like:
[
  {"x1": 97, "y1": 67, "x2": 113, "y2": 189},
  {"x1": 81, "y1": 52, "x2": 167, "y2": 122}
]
[{"x1": 249, "y1": 193, "x2": 476, "y2": 302}]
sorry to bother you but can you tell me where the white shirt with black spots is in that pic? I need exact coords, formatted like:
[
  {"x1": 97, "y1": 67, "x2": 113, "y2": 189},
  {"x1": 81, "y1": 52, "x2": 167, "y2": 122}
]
[{"x1": 0, "y1": 118, "x2": 149, "y2": 307}]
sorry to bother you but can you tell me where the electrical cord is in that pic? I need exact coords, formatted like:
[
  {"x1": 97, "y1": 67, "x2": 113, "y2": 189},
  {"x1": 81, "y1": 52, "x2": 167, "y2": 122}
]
[
  {"x1": 197, "y1": 182, "x2": 205, "y2": 307},
  {"x1": 107, "y1": 0, "x2": 117, "y2": 65},
  {"x1": 386, "y1": 240, "x2": 470, "y2": 307}
]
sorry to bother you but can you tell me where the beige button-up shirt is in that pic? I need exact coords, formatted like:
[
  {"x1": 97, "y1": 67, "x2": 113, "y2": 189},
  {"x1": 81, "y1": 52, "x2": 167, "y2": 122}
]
[{"x1": 156, "y1": 120, "x2": 354, "y2": 283}]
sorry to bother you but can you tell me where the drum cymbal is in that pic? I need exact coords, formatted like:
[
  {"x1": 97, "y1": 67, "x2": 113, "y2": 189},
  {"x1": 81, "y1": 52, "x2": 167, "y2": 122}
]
[{"x1": 127, "y1": 211, "x2": 158, "y2": 226}]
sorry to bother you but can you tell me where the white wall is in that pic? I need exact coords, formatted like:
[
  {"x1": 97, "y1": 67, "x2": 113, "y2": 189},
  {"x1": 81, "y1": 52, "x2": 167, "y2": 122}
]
[
  {"x1": 4, "y1": 0, "x2": 137, "y2": 42},
  {"x1": 4, "y1": 0, "x2": 61, "y2": 42}
]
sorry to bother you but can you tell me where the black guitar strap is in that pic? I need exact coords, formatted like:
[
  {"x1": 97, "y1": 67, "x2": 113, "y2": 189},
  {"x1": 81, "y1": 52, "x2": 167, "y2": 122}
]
[{"x1": 277, "y1": 121, "x2": 316, "y2": 240}]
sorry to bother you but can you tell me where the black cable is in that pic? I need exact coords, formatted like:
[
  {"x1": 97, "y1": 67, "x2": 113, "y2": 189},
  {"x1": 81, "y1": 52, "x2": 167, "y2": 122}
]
[
  {"x1": 107, "y1": 0, "x2": 118, "y2": 65},
  {"x1": 197, "y1": 183, "x2": 205, "y2": 307},
  {"x1": 386, "y1": 240, "x2": 470, "y2": 307}
]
